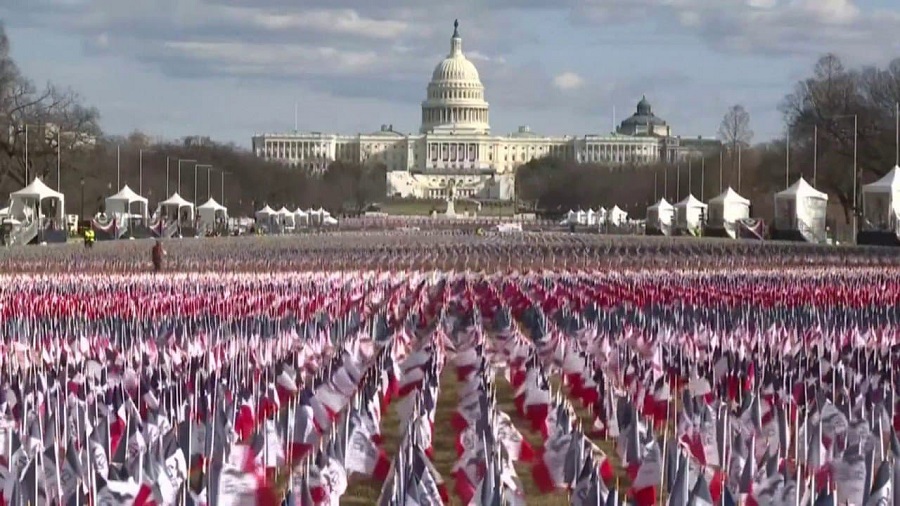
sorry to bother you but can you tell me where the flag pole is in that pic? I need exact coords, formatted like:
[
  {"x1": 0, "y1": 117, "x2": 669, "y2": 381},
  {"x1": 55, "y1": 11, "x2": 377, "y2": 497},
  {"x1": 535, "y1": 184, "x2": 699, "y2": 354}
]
[{"x1": 813, "y1": 125, "x2": 818, "y2": 187}]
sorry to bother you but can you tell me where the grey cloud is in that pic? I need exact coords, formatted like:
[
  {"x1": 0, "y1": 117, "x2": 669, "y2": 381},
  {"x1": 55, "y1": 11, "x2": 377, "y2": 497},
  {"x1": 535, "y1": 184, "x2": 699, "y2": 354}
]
[{"x1": 569, "y1": 0, "x2": 900, "y2": 61}]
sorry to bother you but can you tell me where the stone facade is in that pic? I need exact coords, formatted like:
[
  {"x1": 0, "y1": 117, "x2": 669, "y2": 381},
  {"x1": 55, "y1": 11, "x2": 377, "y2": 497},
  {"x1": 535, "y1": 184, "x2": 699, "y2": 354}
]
[{"x1": 251, "y1": 21, "x2": 715, "y2": 200}]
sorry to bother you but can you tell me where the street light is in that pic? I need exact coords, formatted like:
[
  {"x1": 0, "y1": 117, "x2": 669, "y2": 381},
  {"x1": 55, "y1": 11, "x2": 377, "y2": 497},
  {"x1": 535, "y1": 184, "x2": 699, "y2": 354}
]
[
  {"x1": 80, "y1": 177, "x2": 85, "y2": 220},
  {"x1": 20, "y1": 123, "x2": 64, "y2": 189},
  {"x1": 22, "y1": 123, "x2": 54, "y2": 186},
  {"x1": 194, "y1": 164, "x2": 212, "y2": 203},
  {"x1": 220, "y1": 171, "x2": 228, "y2": 205},
  {"x1": 176, "y1": 158, "x2": 197, "y2": 196},
  {"x1": 824, "y1": 114, "x2": 858, "y2": 241}
]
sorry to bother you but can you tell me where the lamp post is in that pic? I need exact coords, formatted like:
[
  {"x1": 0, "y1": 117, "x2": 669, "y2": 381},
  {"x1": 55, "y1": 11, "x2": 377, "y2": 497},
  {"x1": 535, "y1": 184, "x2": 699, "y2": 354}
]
[
  {"x1": 165, "y1": 156, "x2": 170, "y2": 197},
  {"x1": 116, "y1": 144, "x2": 121, "y2": 190},
  {"x1": 826, "y1": 114, "x2": 859, "y2": 241},
  {"x1": 194, "y1": 164, "x2": 212, "y2": 203},
  {"x1": 80, "y1": 177, "x2": 85, "y2": 220},
  {"x1": 139, "y1": 149, "x2": 143, "y2": 196},
  {"x1": 177, "y1": 158, "x2": 197, "y2": 195},
  {"x1": 23, "y1": 123, "x2": 49, "y2": 186},
  {"x1": 220, "y1": 171, "x2": 227, "y2": 205}
]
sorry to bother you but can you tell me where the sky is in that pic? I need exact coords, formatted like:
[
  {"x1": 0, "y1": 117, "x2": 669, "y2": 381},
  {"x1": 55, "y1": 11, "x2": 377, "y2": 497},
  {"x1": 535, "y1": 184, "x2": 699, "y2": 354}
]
[{"x1": 3, "y1": 0, "x2": 900, "y2": 149}]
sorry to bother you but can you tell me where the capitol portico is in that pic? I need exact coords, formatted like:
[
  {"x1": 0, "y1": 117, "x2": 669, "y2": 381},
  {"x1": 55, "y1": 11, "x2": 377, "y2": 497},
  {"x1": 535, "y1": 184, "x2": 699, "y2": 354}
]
[{"x1": 252, "y1": 20, "x2": 715, "y2": 201}]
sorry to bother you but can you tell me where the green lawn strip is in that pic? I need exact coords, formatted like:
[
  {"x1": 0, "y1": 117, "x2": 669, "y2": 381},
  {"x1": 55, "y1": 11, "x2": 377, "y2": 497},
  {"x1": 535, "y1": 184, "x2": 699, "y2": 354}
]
[
  {"x1": 429, "y1": 369, "x2": 467, "y2": 506},
  {"x1": 547, "y1": 377, "x2": 630, "y2": 490},
  {"x1": 341, "y1": 389, "x2": 405, "y2": 504},
  {"x1": 493, "y1": 371, "x2": 572, "y2": 506}
]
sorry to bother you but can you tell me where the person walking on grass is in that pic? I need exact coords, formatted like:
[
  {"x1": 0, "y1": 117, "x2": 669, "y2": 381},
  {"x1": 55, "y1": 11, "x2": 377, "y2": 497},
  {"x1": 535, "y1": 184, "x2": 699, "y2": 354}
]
[{"x1": 152, "y1": 240, "x2": 166, "y2": 272}]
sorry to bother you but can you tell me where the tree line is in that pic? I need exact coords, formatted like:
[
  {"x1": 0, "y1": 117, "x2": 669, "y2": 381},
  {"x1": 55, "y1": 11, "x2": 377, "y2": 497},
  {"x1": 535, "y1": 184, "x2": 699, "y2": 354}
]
[
  {"x1": 519, "y1": 54, "x2": 900, "y2": 238},
  {"x1": 0, "y1": 25, "x2": 385, "y2": 218}
]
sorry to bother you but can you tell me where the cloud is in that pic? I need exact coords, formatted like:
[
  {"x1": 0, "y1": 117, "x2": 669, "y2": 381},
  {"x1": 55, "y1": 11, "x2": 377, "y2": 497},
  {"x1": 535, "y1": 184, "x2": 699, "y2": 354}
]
[
  {"x1": 553, "y1": 72, "x2": 585, "y2": 91},
  {"x1": 3, "y1": 0, "x2": 899, "y2": 144},
  {"x1": 568, "y1": 0, "x2": 899, "y2": 61}
]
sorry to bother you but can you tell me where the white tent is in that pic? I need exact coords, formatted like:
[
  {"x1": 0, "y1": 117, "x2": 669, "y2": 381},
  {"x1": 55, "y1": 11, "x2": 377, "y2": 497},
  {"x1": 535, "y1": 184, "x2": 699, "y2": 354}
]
[
  {"x1": 255, "y1": 205, "x2": 276, "y2": 222},
  {"x1": 575, "y1": 209, "x2": 587, "y2": 225},
  {"x1": 564, "y1": 209, "x2": 576, "y2": 225},
  {"x1": 9, "y1": 177, "x2": 65, "y2": 222},
  {"x1": 586, "y1": 208, "x2": 597, "y2": 226},
  {"x1": 106, "y1": 185, "x2": 149, "y2": 219},
  {"x1": 197, "y1": 198, "x2": 228, "y2": 227},
  {"x1": 308, "y1": 208, "x2": 327, "y2": 226},
  {"x1": 294, "y1": 208, "x2": 309, "y2": 226},
  {"x1": 646, "y1": 198, "x2": 674, "y2": 230},
  {"x1": 774, "y1": 177, "x2": 828, "y2": 236},
  {"x1": 157, "y1": 193, "x2": 195, "y2": 223},
  {"x1": 707, "y1": 187, "x2": 750, "y2": 233},
  {"x1": 606, "y1": 205, "x2": 628, "y2": 226},
  {"x1": 861, "y1": 166, "x2": 900, "y2": 232},
  {"x1": 277, "y1": 206, "x2": 295, "y2": 230},
  {"x1": 674, "y1": 194, "x2": 708, "y2": 232}
]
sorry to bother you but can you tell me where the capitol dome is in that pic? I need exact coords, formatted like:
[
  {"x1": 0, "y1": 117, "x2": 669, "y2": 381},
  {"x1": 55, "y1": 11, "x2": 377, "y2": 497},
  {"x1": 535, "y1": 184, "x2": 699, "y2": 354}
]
[{"x1": 420, "y1": 20, "x2": 490, "y2": 134}]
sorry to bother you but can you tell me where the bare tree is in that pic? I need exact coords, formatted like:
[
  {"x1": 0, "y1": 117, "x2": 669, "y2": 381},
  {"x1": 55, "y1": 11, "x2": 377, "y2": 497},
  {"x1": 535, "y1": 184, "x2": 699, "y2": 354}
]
[
  {"x1": 0, "y1": 23, "x2": 101, "y2": 192},
  {"x1": 718, "y1": 105, "x2": 753, "y2": 182}
]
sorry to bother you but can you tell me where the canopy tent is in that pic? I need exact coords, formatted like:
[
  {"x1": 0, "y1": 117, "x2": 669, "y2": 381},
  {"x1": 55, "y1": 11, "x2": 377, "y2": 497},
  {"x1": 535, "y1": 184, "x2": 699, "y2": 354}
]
[
  {"x1": 8, "y1": 177, "x2": 65, "y2": 222},
  {"x1": 774, "y1": 177, "x2": 828, "y2": 237},
  {"x1": 646, "y1": 198, "x2": 674, "y2": 230},
  {"x1": 157, "y1": 193, "x2": 195, "y2": 223},
  {"x1": 293, "y1": 208, "x2": 309, "y2": 226},
  {"x1": 255, "y1": 205, "x2": 276, "y2": 222},
  {"x1": 106, "y1": 185, "x2": 149, "y2": 219},
  {"x1": 277, "y1": 207, "x2": 296, "y2": 230},
  {"x1": 707, "y1": 187, "x2": 750, "y2": 233},
  {"x1": 861, "y1": 166, "x2": 900, "y2": 232},
  {"x1": 307, "y1": 208, "x2": 329, "y2": 226},
  {"x1": 585, "y1": 209, "x2": 597, "y2": 226},
  {"x1": 575, "y1": 209, "x2": 587, "y2": 225},
  {"x1": 196, "y1": 198, "x2": 228, "y2": 226},
  {"x1": 606, "y1": 205, "x2": 628, "y2": 226},
  {"x1": 674, "y1": 194, "x2": 708, "y2": 232}
]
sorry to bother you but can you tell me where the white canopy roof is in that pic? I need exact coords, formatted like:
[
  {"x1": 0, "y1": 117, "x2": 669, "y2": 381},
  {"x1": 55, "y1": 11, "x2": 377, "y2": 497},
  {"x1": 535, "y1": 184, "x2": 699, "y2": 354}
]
[
  {"x1": 256, "y1": 205, "x2": 276, "y2": 216},
  {"x1": 294, "y1": 208, "x2": 308, "y2": 217},
  {"x1": 708, "y1": 187, "x2": 750, "y2": 205},
  {"x1": 862, "y1": 166, "x2": 900, "y2": 193},
  {"x1": 277, "y1": 206, "x2": 293, "y2": 216},
  {"x1": 107, "y1": 185, "x2": 148, "y2": 205},
  {"x1": 159, "y1": 193, "x2": 194, "y2": 208},
  {"x1": 11, "y1": 177, "x2": 63, "y2": 201},
  {"x1": 197, "y1": 198, "x2": 226, "y2": 212},
  {"x1": 609, "y1": 205, "x2": 625, "y2": 215},
  {"x1": 674, "y1": 194, "x2": 708, "y2": 209},
  {"x1": 647, "y1": 198, "x2": 673, "y2": 211},
  {"x1": 776, "y1": 177, "x2": 827, "y2": 200}
]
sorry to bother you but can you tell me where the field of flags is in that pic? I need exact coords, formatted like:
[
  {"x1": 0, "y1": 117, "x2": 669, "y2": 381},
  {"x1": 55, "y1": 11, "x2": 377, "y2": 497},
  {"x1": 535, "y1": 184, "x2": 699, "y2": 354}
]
[{"x1": 1, "y1": 232, "x2": 899, "y2": 505}]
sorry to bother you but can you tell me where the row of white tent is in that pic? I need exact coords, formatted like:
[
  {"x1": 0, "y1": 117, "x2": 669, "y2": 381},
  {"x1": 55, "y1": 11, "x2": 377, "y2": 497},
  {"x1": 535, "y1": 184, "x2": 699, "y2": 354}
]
[
  {"x1": 647, "y1": 188, "x2": 751, "y2": 233},
  {"x1": 645, "y1": 178, "x2": 830, "y2": 237},
  {"x1": 255, "y1": 205, "x2": 338, "y2": 227},
  {"x1": 104, "y1": 186, "x2": 228, "y2": 226},
  {"x1": 645, "y1": 167, "x2": 900, "y2": 237},
  {"x1": 561, "y1": 205, "x2": 629, "y2": 227}
]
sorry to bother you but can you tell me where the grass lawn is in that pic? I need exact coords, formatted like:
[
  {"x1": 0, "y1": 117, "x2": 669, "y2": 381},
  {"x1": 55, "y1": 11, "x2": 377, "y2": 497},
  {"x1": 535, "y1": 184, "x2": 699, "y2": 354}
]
[{"x1": 378, "y1": 199, "x2": 517, "y2": 217}]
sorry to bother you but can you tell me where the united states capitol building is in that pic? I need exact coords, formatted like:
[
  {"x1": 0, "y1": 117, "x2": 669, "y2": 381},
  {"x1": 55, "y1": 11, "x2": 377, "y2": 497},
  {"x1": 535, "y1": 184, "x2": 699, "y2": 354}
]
[{"x1": 252, "y1": 21, "x2": 716, "y2": 200}]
